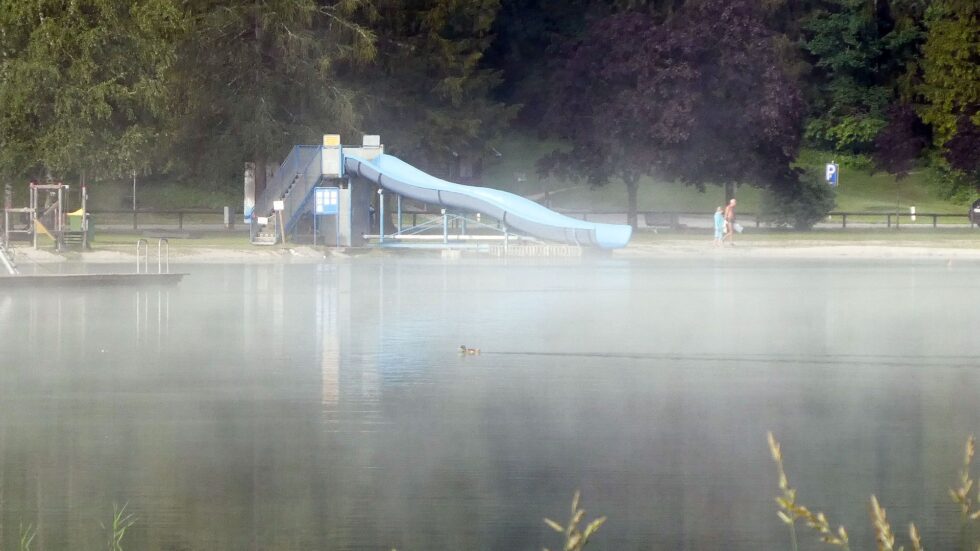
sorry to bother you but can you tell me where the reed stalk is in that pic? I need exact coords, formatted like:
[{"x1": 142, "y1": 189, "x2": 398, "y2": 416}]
[
  {"x1": 768, "y1": 432, "x2": 850, "y2": 550},
  {"x1": 18, "y1": 522, "x2": 35, "y2": 551},
  {"x1": 543, "y1": 490, "x2": 606, "y2": 551},
  {"x1": 101, "y1": 502, "x2": 136, "y2": 551}
]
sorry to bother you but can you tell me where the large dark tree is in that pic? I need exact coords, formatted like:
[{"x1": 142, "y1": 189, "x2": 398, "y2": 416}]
[
  {"x1": 349, "y1": 0, "x2": 517, "y2": 179},
  {"x1": 873, "y1": 103, "x2": 929, "y2": 179},
  {"x1": 801, "y1": 0, "x2": 926, "y2": 153},
  {"x1": 944, "y1": 108, "x2": 980, "y2": 179},
  {"x1": 541, "y1": 0, "x2": 806, "y2": 228}
]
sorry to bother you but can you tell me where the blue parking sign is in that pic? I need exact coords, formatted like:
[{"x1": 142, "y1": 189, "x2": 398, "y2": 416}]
[{"x1": 825, "y1": 163, "x2": 839, "y2": 187}]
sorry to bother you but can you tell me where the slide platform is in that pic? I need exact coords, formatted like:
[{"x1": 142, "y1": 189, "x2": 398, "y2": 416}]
[{"x1": 344, "y1": 154, "x2": 632, "y2": 249}]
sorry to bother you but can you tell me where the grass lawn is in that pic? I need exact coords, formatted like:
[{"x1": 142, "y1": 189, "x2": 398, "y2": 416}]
[
  {"x1": 481, "y1": 134, "x2": 973, "y2": 215},
  {"x1": 91, "y1": 231, "x2": 251, "y2": 249},
  {"x1": 24, "y1": 133, "x2": 968, "y2": 221},
  {"x1": 631, "y1": 227, "x2": 980, "y2": 244}
]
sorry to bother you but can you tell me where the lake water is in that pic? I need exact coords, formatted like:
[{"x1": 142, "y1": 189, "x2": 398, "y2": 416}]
[{"x1": 1, "y1": 255, "x2": 979, "y2": 550}]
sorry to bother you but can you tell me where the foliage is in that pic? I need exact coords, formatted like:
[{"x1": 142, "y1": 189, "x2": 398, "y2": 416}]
[
  {"x1": 768, "y1": 432, "x2": 933, "y2": 551},
  {"x1": 918, "y1": 0, "x2": 980, "y2": 146},
  {"x1": 761, "y1": 168, "x2": 836, "y2": 230},
  {"x1": 768, "y1": 432, "x2": 850, "y2": 550},
  {"x1": 943, "y1": 108, "x2": 980, "y2": 178},
  {"x1": 873, "y1": 103, "x2": 929, "y2": 179},
  {"x1": 801, "y1": 0, "x2": 926, "y2": 153},
  {"x1": 350, "y1": 0, "x2": 517, "y2": 176},
  {"x1": 0, "y1": 0, "x2": 967, "y2": 208},
  {"x1": 19, "y1": 522, "x2": 36, "y2": 551},
  {"x1": 925, "y1": 156, "x2": 977, "y2": 202},
  {"x1": 484, "y1": 0, "x2": 598, "y2": 125},
  {"x1": 543, "y1": 491, "x2": 606, "y2": 551},
  {"x1": 101, "y1": 502, "x2": 136, "y2": 551},
  {"x1": 0, "y1": 0, "x2": 184, "y2": 180},
  {"x1": 542, "y1": 0, "x2": 805, "y2": 227},
  {"x1": 164, "y1": 0, "x2": 376, "y2": 184}
]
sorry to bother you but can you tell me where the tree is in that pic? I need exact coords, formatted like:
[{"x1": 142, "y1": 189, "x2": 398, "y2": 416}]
[
  {"x1": 164, "y1": 0, "x2": 376, "y2": 191},
  {"x1": 541, "y1": 0, "x2": 807, "y2": 228},
  {"x1": 348, "y1": 0, "x2": 518, "y2": 178},
  {"x1": 873, "y1": 103, "x2": 929, "y2": 179},
  {"x1": 943, "y1": 109, "x2": 980, "y2": 179},
  {"x1": 485, "y1": 0, "x2": 684, "y2": 128},
  {"x1": 801, "y1": 0, "x2": 927, "y2": 153},
  {"x1": 0, "y1": 0, "x2": 184, "y2": 181},
  {"x1": 910, "y1": 0, "x2": 980, "y2": 195},
  {"x1": 918, "y1": 0, "x2": 979, "y2": 147},
  {"x1": 484, "y1": 0, "x2": 597, "y2": 127}
]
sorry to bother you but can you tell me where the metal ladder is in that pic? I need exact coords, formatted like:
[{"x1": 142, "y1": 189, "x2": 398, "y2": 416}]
[
  {"x1": 0, "y1": 238, "x2": 18, "y2": 275},
  {"x1": 136, "y1": 238, "x2": 170, "y2": 274}
]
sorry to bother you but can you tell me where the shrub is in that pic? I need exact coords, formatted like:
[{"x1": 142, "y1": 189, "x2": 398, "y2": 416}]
[{"x1": 761, "y1": 169, "x2": 836, "y2": 230}]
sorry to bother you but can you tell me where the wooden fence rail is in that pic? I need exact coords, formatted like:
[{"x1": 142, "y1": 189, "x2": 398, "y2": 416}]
[
  {"x1": 90, "y1": 208, "x2": 242, "y2": 230},
  {"x1": 553, "y1": 210, "x2": 975, "y2": 229},
  {"x1": 86, "y1": 208, "x2": 975, "y2": 231}
]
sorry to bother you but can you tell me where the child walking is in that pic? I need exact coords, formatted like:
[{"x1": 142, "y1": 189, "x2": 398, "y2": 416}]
[{"x1": 713, "y1": 207, "x2": 725, "y2": 247}]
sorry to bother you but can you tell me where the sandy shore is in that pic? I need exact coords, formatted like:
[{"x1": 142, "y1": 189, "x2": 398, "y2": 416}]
[
  {"x1": 619, "y1": 240, "x2": 980, "y2": 260},
  {"x1": 7, "y1": 239, "x2": 980, "y2": 264}
]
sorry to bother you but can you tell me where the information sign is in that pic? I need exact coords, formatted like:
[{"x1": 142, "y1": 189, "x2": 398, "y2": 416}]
[{"x1": 314, "y1": 187, "x2": 339, "y2": 215}]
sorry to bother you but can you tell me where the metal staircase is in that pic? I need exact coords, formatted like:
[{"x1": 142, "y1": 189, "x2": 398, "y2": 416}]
[{"x1": 250, "y1": 145, "x2": 323, "y2": 245}]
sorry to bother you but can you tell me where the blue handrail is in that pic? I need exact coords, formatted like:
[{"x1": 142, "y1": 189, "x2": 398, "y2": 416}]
[
  {"x1": 253, "y1": 145, "x2": 320, "y2": 219},
  {"x1": 283, "y1": 148, "x2": 326, "y2": 233}
]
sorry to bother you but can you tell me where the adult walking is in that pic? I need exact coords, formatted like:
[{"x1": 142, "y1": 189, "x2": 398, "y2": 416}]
[{"x1": 724, "y1": 198, "x2": 737, "y2": 246}]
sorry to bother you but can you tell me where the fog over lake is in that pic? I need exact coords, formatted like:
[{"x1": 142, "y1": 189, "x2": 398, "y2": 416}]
[{"x1": 1, "y1": 256, "x2": 977, "y2": 550}]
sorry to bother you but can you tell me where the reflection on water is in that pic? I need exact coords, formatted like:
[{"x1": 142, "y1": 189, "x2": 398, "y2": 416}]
[{"x1": 1, "y1": 257, "x2": 979, "y2": 549}]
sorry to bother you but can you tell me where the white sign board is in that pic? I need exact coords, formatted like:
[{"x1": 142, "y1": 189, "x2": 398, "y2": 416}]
[{"x1": 273, "y1": 200, "x2": 285, "y2": 211}]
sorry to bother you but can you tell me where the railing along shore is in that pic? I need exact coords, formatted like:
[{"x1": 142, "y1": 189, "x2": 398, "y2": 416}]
[{"x1": 83, "y1": 207, "x2": 976, "y2": 231}]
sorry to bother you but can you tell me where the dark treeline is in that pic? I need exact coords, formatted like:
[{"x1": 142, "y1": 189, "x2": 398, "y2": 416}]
[{"x1": 0, "y1": 0, "x2": 976, "y2": 225}]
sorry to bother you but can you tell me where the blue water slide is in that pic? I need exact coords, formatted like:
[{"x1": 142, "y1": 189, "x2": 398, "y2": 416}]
[{"x1": 344, "y1": 154, "x2": 632, "y2": 249}]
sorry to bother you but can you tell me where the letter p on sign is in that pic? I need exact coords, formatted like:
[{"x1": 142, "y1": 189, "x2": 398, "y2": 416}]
[{"x1": 825, "y1": 163, "x2": 839, "y2": 187}]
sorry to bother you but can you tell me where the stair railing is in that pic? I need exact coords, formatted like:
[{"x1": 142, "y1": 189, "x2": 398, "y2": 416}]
[
  {"x1": 157, "y1": 238, "x2": 170, "y2": 274},
  {"x1": 283, "y1": 148, "x2": 325, "y2": 233},
  {"x1": 0, "y1": 238, "x2": 18, "y2": 276},
  {"x1": 136, "y1": 238, "x2": 171, "y2": 274},
  {"x1": 253, "y1": 145, "x2": 321, "y2": 220},
  {"x1": 136, "y1": 239, "x2": 149, "y2": 274}
]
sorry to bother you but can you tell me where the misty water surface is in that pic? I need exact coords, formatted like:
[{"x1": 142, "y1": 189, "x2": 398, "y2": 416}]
[{"x1": 1, "y1": 256, "x2": 978, "y2": 550}]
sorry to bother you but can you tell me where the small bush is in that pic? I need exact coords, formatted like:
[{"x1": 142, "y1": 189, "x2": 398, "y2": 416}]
[
  {"x1": 924, "y1": 155, "x2": 978, "y2": 203},
  {"x1": 761, "y1": 169, "x2": 836, "y2": 230}
]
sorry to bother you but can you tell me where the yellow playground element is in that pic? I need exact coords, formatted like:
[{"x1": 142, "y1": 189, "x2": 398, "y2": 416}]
[
  {"x1": 67, "y1": 208, "x2": 85, "y2": 231},
  {"x1": 33, "y1": 219, "x2": 54, "y2": 239}
]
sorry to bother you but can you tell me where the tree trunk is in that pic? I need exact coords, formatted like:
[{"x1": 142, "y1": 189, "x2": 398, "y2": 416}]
[
  {"x1": 255, "y1": 158, "x2": 267, "y2": 199},
  {"x1": 625, "y1": 177, "x2": 639, "y2": 229},
  {"x1": 724, "y1": 181, "x2": 735, "y2": 202}
]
